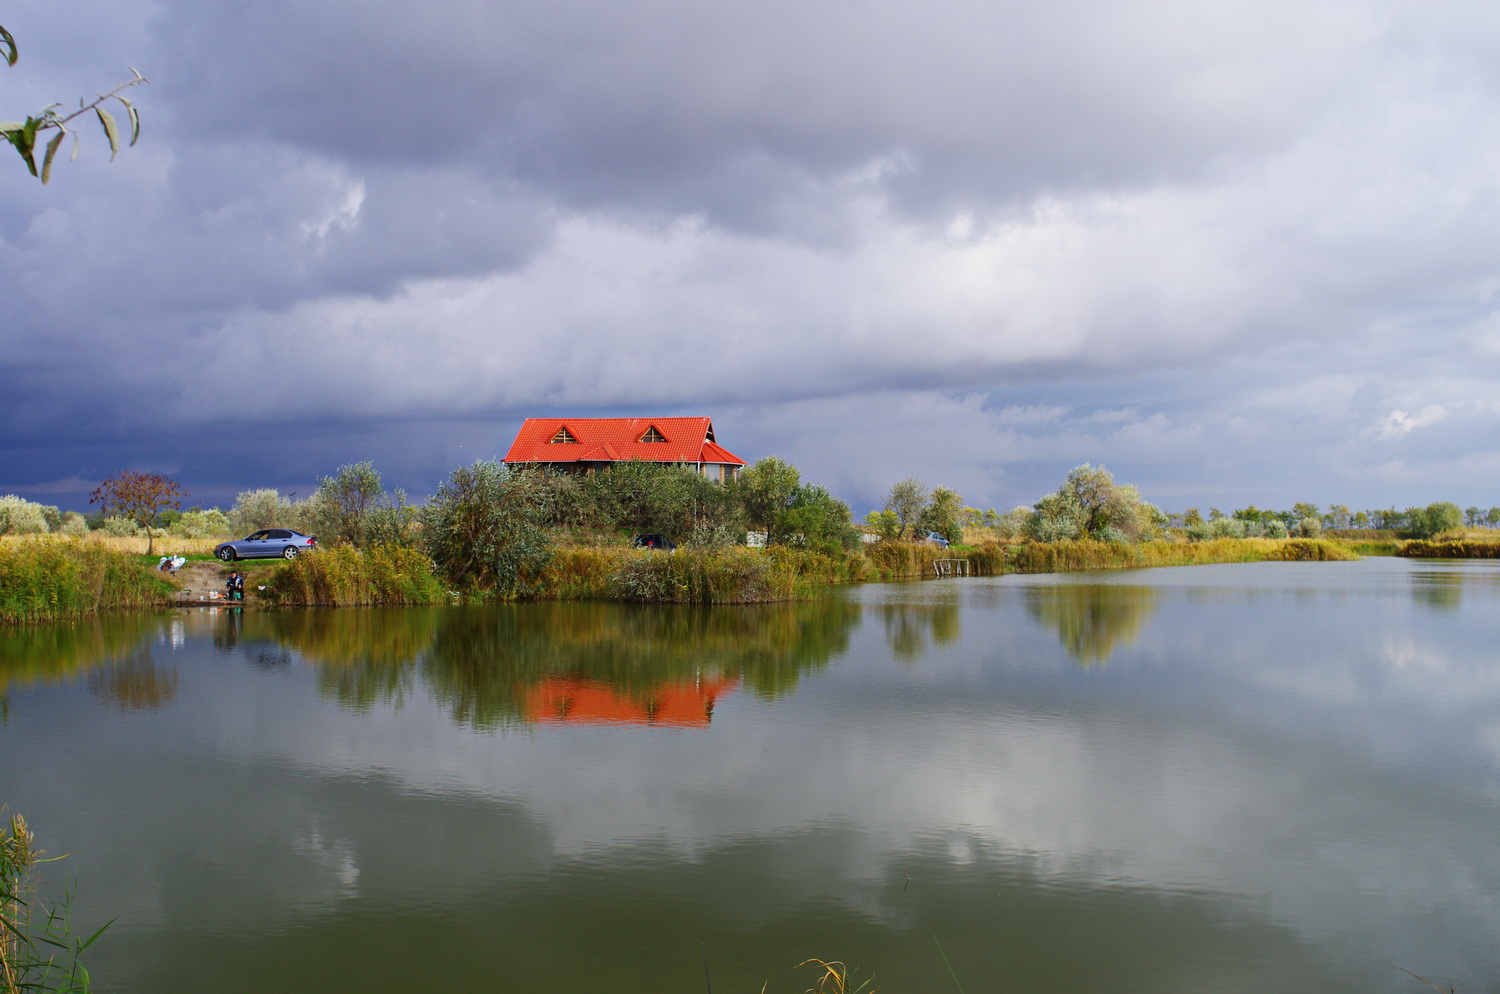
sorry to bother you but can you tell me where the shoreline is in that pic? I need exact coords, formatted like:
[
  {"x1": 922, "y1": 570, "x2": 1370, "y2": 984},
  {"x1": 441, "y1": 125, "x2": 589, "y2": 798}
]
[{"x1": 2, "y1": 536, "x2": 1371, "y2": 625}]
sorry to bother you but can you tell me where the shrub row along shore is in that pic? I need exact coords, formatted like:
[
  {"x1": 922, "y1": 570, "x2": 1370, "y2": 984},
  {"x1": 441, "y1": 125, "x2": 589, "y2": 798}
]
[{"x1": 2, "y1": 535, "x2": 1373, "y2": 623}]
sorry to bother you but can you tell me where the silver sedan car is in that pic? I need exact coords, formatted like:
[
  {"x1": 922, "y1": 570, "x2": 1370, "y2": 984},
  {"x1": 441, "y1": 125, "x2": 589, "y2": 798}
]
[{"x1": 214, "y1": 529, "x2": 318, "y2": 561}]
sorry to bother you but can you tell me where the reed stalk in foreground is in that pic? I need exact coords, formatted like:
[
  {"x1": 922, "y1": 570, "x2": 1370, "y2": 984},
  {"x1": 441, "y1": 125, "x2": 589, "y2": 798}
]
[{"x1": 1, "y1": 813, "x2": 110, "y2": 994}]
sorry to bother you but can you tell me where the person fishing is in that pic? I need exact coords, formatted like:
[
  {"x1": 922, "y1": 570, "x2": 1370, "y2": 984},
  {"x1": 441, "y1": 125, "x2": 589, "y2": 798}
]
[{"x1": 226, "y1": 571, "x2": 245, "y2": 601}]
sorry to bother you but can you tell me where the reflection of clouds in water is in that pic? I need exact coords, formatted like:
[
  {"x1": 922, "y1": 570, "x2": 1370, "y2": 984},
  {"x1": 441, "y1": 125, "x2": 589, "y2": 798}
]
[
  {"x1": 292, "y1": 823, "x2": 362, "y2": 900},
  {"x1": 13, "y1": 560, "x2": 1500, "y2": 982}
]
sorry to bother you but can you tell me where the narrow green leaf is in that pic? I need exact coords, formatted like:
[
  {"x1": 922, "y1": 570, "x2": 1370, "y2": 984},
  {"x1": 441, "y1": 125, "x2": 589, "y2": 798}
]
[
  {"x1": 117, "y1": 95, "x2": 141, "y2": 145},
  {"x1": 0, "y1": 121, "x2": 23, "y2": 133},
  {"x1": 41, "y1": 130, "x2": 63, "y2": 183},
  {"x1": 0, "y1": 25, "x2": 17, "y2": 67},
  {"x1": 95, "y1": 106, "x2": 119, "y2": 160},
  {"x1": 76, "y1": 915, "x2": 116, "y2": 952},
  {"x1": 9, "y1": 128, "x2": 39, "y2": 177},
  {"x1": 71, "y1": 133, "x2": 80, "y2": 160}
]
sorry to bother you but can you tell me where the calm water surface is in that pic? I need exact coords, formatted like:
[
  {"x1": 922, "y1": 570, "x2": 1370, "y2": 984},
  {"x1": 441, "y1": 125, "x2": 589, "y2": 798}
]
[{"x1": 3, "y1": 557, "x2": 1498, "y2": 993}]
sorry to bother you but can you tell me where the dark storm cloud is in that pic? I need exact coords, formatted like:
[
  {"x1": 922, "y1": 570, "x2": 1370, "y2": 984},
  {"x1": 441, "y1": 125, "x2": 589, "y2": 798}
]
[{"x1": 4, "y1": 0, "x2": 1500, "y2": 512}]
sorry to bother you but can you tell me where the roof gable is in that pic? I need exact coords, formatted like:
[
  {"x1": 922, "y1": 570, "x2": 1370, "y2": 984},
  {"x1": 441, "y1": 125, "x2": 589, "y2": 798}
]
[{"x1": 503, "y1": 417, "x2": 746, "y2": 466}]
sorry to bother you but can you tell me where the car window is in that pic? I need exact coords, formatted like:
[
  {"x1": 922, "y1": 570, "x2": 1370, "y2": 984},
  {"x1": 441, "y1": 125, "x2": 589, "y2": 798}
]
[
  {"x1": 269, "y1": 530, "x2": 291, "y2": 539},
  {"x1": 246, "y1": 531, "x2": 268, "y2": 540}
]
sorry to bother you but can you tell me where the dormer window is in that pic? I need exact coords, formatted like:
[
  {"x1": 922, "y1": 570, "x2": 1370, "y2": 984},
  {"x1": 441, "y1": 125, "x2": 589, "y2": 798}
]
[
  {"x1": 550, "y1": 427, "x2": 578, "y2": 444},
  {"x1": 640, "y1": 426, "x2": 667, "y2": 443}
]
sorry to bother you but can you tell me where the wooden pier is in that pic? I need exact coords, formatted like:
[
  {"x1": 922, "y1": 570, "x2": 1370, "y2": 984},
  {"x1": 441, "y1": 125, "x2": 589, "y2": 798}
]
[{"x1": 933, "y1": 559, "x2": 971, "y2": 577}]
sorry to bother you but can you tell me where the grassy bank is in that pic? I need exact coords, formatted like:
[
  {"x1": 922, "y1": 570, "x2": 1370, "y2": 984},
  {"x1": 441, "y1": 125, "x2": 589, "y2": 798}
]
[
  {"x1": 1397, "y1": 539, "x2": 1500, "y2": 558},
  {"x1": 0, "y1": 539, "x2": 173, "y2": 624},
  {"x1": 1006, "y1": 537, "x2": 1357, "y2": 573},
  {"x1": 5, "y1": 534, "x2": 1369, "y2": 621}
]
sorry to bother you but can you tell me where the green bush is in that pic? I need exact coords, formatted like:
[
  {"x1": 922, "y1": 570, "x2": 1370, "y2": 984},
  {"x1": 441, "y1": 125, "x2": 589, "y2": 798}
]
[
  {"x1": 424, "y1": 461, "x2": 553, "y2": 596},
  {"x1": 168, "y1": 508, "x2": 231, "y2": 538},
  {"x1": 0, "y1": 495, "x2": 52, "y2": 535},
  {"x1": 263, "y1": 544, "x2": 447, "y2": 607}
]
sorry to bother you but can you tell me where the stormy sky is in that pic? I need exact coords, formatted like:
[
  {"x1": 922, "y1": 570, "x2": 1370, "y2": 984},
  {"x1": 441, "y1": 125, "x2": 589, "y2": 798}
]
[{"x1": 3, "y1": 0, "x2": 1500, "y2": 515}]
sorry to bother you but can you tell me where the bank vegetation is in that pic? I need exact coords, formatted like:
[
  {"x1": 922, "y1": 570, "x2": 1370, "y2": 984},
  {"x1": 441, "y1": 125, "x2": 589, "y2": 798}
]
[{"x1": 0, "y1": 456, "x2": 1474, "y2": 621}]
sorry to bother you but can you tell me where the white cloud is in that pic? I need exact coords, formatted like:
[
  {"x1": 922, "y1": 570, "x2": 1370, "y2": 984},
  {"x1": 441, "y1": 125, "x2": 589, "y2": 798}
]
[{"x1": 1376, "y1": 405, "x2": 1450, "y2": 439}]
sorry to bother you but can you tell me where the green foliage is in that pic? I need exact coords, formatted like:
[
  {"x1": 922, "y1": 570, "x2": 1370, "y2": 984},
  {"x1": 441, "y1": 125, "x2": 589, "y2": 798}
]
[
  {"x1": 1405, "y1": 501, "x2": 1463, "y2": 539},
  {"x1": 0, "y1": 541, "x2": 170, "y2": 624},
  {"x1": 864, "y1": 508, "x2": 901, "y2": 540},
  {"x1": 738, "y1": 457, "x2": 802, "y2": 538},
  {"x1": 921, "y1": 486, "x2": 964, "y2": 543},
  {"x1": 562, "y1": 461, "x2": 738, "y2": 540},
  {"x1": 0, "y1": 496, "x2": 50, "y2": 535},
  {"x1": 1, "y1": 813, "x2": 111, "y2": 993},
  {"x1": 99, "y1": 517, "x2": 140, "y2": 537},
  {"x1": 1, "y1": 22, "x2": 146, "y2": 183},
  {"x1": 1187, "y1": 517, "x2": 1245, "y2": 541},
  {"x1": 227, "y1": 489, "x2": 306, "y2": 535},
  {"x1": 167, "y1": 508, "x2": 231, "y2": 539},
  {"x1": 779, "y1": 485, "x2": 860, "y2": 552},
  {"x1": 311, "y1": 462, "x2": 382, "y2": 546},
  {"x1": 424, "y1": 461, "x2": 553, "y2": 596},
  {"x1": 1030, "y1": 464, "x2": 1162, "y2": 543},
  {"x1": 88, "y1": 471, "x2": 185, "y2": 555},
  {"x1": 882, "y1": 477, "x2": 930, "y2": 539},
  {"x1": 263, "y1": 544, "x2": 446, "y2": 607},
  {"x1": 1289, "y1": 516, "x2": 1322, "y2": 538}
]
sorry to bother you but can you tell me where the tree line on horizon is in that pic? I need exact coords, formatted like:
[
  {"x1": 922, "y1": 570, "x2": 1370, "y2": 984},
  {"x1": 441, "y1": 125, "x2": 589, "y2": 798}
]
[{"x1": 2, "y1": 460, "x2": 1493, "y2": 556}]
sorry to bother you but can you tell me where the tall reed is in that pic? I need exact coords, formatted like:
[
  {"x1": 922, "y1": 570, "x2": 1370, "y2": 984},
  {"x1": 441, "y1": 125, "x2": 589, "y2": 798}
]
[
  {"x1": 262, "y1": 544, "x2": 448, "y2": 607},
  {"x1": 608, "y1": 548, "x2": 798, "y2": 604},
  {"x1": 0, "y1": 540, "x2": 172, "y2": 624},
  {"x1": 1397, "y1": 539, "x2": 1500, "y2": 559},
  {"x1": 1, "y1": 813, "x2": 110, "y2": 994},
  {"x1": 1006, "y1": 537, "x2": 1355, "y2": 573}
]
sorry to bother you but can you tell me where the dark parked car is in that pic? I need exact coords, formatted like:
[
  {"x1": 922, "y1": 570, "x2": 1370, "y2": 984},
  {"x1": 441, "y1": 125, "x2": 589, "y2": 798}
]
[
  {"x1": 632, "y1": 533, "x2": 676, "y2": 551},
  {"x1": 215, "y1": 529, "x2": 318, "y2": 561}
]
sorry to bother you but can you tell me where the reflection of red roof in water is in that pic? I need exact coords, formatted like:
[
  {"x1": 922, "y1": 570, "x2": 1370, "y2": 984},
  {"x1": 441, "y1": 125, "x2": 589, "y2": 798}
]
[{"x1": 523, "y1": 676, "x2": 739, "y2": 727}]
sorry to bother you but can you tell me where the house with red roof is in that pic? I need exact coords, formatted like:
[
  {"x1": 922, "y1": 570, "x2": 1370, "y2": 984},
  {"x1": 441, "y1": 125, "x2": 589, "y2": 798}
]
[{"x1": 502, "y1": 417, "x2": 747, "y2": 481}]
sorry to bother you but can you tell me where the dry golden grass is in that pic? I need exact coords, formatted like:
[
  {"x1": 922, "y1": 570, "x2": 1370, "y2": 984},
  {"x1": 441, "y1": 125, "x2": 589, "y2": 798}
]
[{"x1": 0, "y1": 533, "x2": 219, "y2": 557}]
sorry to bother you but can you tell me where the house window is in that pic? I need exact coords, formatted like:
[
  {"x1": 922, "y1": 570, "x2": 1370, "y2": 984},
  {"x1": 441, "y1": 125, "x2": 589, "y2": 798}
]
[
  {"x1": 640, "y1": 426, "x2": 667, "y2": 443},
  {"x1": 550, "y1": 427, "x2": 578, "y2": 444}
]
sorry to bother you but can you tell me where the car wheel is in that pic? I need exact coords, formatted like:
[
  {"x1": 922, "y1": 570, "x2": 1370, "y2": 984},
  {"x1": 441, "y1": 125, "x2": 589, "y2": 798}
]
[
  {"x1": 282, "y1": 546, "x2": 300, "y2": 559},
  {"x1": 217, "y1": 547, "x2": 236, "y2": 562}
]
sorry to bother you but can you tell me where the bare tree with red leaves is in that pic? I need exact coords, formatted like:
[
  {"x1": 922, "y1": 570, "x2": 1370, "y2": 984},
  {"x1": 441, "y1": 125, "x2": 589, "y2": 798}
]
[{"x1": 90, "y1": 471, "x2": 186, "y2": 555}]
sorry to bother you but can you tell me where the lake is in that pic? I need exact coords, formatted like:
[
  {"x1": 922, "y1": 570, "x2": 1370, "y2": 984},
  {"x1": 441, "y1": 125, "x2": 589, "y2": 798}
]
[{"x1": 2, "y1": 556, "x2": 1498, "y2": 993}]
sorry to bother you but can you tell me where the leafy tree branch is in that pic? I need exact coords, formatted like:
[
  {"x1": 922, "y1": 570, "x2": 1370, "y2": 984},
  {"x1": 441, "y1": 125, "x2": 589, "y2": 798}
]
[{"x1": 1, "y1": 23, "x2": 146, "y2": 183}]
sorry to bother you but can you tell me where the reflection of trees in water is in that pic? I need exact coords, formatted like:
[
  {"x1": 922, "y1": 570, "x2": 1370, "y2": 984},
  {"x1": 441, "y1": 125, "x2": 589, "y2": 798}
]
[
  {"x1": 1025, "y1": 584, "x2": 1158, "y2": 666},
  {"x1": 878, "y1": 598, "x2": 961, "y2": 660},
  {"x1": 258, "y1": 608, "x2": 445, "y2": 711},
  {"x1": 0, "y1": 614, "x2": 162, "y2": 715},
  {"x1": 87, "y1": 647, "x2": 179, "y2": 711},
  {"x1": 256, "y1": 599, "x2": 860, "y2": 729},
  {"x1": 425, "y1": 600, "x2": 860, "y2": 729},
  {"x1": 1409, "y1": 569, "x2": 1473, "y2": 612}
]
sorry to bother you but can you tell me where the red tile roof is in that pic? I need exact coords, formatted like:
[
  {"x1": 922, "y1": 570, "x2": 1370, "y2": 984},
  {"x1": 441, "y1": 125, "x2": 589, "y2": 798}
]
[{"x1": 503, "y1": 417, "x2": 746, "y2": 467}]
